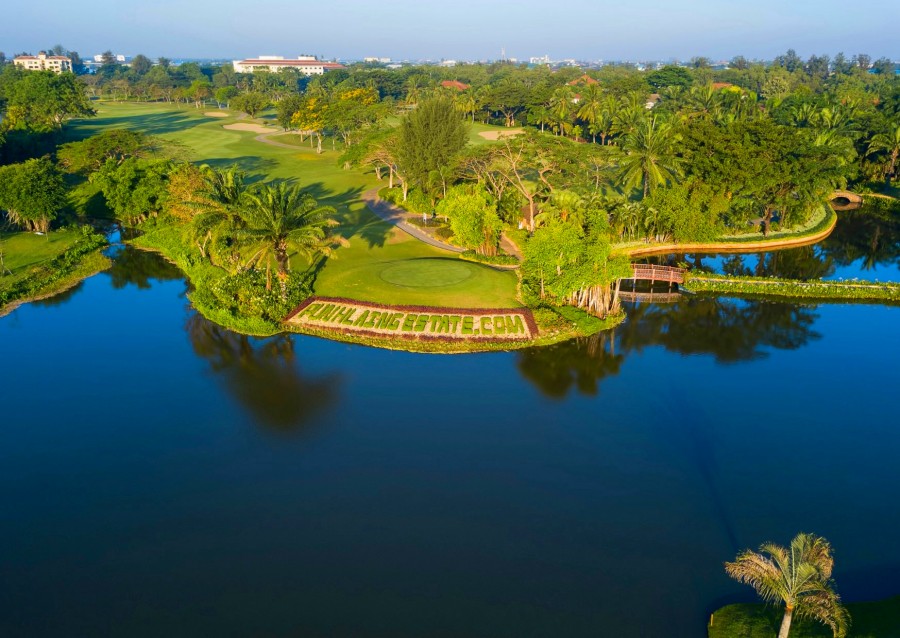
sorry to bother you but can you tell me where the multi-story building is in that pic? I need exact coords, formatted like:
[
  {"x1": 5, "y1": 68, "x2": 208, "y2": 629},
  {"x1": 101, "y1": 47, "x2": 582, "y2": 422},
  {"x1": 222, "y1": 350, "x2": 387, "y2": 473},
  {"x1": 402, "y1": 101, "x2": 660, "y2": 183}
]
[
  {"x1": 13, "y1": 53, "x2": 73, "y2": 74},
  {"x1": 232, "y1": 55, "x2": 344, "y2": 75}
]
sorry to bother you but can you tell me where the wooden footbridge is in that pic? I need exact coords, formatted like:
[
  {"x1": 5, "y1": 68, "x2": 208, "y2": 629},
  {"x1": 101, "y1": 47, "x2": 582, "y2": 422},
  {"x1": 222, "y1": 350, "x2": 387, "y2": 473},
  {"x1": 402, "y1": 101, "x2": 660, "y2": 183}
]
[{"x1": 624, "y1": 264, "x2": 685, "y2": 285}]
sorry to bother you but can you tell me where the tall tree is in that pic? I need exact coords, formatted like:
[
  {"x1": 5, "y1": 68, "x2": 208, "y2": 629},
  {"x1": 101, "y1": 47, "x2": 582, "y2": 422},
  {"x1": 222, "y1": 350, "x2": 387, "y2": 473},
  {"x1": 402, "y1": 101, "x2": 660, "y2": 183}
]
[
  {"x1": 868, "y1": 123, "x2": 900, "y2": 184},
  {"x1": 188, "y1": 165, "x2": 247, "y2": 262},
  {"x1": 396, "y1": 95, "x2": 468, "y2": 200},
  {"x1": 726, "y1": 533, "x2": 849, "y2": 638},
  {"x1": 617, "y1": 116, "x2": 683, "y2": 198}
]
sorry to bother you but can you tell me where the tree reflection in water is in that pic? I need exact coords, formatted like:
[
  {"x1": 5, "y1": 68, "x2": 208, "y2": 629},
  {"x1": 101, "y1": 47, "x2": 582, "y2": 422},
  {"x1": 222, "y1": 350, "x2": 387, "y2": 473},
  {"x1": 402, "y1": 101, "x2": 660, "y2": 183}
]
[
  {"x1": 105, "y1": 246, "x2": 184, "y2": 290},
  {"x1": 186, "y1": 313, "x2": 341, "y2": 431},
  {"x1": 517, "y1": 297, "x2": 821, "y2": 398},
  {"x1": 517, "y1": 330, "x2": 623, "y2": 399},
  {"x1": 823, "y1": 207, "x2": 900, "y2": 272},
  {"x1": 647, "y1": 205, "x2": 900, "y2": 279}
]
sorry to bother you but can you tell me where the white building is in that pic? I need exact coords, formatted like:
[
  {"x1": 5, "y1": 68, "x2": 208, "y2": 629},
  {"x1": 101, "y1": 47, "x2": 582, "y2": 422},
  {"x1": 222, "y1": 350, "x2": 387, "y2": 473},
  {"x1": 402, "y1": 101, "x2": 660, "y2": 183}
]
[
  {"x1": 232, "y1": 56, "x2": 344, "y2": 75},
  {"x1": 13, "y1": 53, "x2": 72, "y2": 73},
  {"x1": 93, "y1": 53, "x2": 128, "y2": 63}
]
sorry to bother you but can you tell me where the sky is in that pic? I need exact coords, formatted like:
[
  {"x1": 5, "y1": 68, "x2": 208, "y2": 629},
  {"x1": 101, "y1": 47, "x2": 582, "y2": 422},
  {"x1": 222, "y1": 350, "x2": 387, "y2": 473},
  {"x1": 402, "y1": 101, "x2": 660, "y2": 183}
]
[{"x1": 3, "y1": 0, "x2": 899, "y2": 62}]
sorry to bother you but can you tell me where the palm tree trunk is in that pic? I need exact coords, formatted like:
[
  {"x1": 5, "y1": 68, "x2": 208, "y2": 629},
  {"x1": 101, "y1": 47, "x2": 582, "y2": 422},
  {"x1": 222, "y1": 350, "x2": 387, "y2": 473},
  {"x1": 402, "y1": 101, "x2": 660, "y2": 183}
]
[{"x1": 777, "y1": 607, "x2": 793, "y2": 638}]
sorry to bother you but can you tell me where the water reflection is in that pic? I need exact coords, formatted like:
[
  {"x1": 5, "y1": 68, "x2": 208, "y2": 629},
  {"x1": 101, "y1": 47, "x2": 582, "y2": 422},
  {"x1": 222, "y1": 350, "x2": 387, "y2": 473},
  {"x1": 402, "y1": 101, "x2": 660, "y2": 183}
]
[
  {"x1": 517, "y1": 331, "x2": 623, "y2": 399},
  {"x1": 29, "y1": 280, "x2": 86, "y2": 308},
  {"x1": 105, "y1": 245, "x2": 184, "y2": 289},
  {"x1": 643, "y1": 206, "x2": 900, "y2": 282},
  {"x1": 518, "y1": 297, "x2": 821, "y2": 398},
  {"x1": 186, "y1": 313, "x2": 342, "y2": 431}
]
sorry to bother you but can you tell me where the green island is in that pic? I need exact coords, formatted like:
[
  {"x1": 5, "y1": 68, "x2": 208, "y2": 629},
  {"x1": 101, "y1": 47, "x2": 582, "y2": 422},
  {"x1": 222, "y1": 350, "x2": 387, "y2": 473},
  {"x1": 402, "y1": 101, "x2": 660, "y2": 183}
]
[
  {"x1": 709, "y1": 596, "x2": 900, "y2": 638},
  {"x1": 2, "y1": 57, "x2": 899, "y2": 355}
]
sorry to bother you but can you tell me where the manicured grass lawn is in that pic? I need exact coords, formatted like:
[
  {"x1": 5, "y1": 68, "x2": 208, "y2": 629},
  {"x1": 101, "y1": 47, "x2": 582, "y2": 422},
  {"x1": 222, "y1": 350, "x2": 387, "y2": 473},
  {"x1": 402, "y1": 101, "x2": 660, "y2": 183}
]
[
  {"x1": 710, "y1": 598, "x2": 900, "y2": 638},
  {"x1": 0, "y1": 229, "x2": 81, "y2": 292},
  {"x1": 70, "y1": 102, "x2": 520, "y2": 309}
]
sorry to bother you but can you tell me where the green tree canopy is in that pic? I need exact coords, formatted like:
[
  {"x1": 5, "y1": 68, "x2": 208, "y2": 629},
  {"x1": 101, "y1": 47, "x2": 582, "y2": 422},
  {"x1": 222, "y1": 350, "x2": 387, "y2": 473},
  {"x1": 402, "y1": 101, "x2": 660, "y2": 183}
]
[
  {"x1": 436, "y1": 184, "x2": 502, "y2": 255},
  {"x1": 92, "y1": 157, "x2": 171, "y2": 225},
  {"x1": 0, "y1": 157, "x2": 67, "y2": 232},
  {"x1": 396, "y1": 95, "x2": 468, "y2": 199},
  {"x1": 0, "y1": 67, "x2": 94, "y2": 132},
  {"x1": 57, "y1": 129, "x2": 157, "y2": 175},
  {"x1": 230, "y1": 91, "x2": 269, "y2": 117}
]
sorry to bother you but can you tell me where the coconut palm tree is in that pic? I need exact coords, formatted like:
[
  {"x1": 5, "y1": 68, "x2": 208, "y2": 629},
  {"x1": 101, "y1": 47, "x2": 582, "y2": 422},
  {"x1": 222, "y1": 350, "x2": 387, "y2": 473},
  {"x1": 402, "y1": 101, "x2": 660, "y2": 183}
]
[
  {"x1": 867, "y1": 124, "x2": 900, "y2": 185},
  {"x1": 576, "y1": 84, "x2": 604, "y2": 143},
  {"x1": 725, "y1": 533, "x2": 849, "y2": 638},
  {"x1": 548, "y1": 86, "x2": 575, "y2": 138},
  {"x1": 617, "y1": 116, "x2": 683, "y2": 198},
  {"x1": 190, "y1": 165, "x2": 247, "y2": 263},
  {"x1": 236, "y1": 182, "x2": 339, "y2": 297}
]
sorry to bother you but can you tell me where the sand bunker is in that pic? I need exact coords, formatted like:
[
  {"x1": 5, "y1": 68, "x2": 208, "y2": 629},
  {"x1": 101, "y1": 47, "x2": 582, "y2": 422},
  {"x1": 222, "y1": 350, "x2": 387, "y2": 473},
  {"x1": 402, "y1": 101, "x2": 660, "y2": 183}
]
[
  {"x1": 478, "y1": 129, "x2": 524, "y2": 141},
  {"x1": 223, "y1": 123, "x2": 272, "y2": 134},
  {"x1": 204, "y1": 111, "x2": 230, "y2": 118}
]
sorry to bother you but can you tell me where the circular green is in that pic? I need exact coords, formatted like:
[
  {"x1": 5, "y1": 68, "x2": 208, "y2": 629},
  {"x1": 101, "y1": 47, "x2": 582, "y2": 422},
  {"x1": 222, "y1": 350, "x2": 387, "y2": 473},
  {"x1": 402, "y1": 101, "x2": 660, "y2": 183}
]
[{"x1": 379, "y1": 259, "x2": 476, "y2": 288}]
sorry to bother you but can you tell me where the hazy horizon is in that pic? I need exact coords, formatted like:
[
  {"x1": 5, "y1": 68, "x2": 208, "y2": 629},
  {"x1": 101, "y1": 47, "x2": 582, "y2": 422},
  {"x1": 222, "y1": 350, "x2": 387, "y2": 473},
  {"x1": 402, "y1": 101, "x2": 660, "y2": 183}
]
[{"x1": 4, "y1": 0, "x2": 899, "y2": 62}]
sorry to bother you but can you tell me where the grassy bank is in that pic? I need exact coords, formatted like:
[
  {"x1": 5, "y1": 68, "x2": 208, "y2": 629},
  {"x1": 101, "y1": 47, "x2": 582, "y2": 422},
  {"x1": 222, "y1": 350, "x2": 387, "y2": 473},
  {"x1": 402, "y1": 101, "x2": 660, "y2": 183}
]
[
  {"x1": 618, "y1": 205, "x2": 837, "y2": 258},
  {"x1": 682, "y1": 272, "x2": 900, "y2": 303},
  {"x1": 709, "y1": 596, "x2": 900, "y2": 638},
  {"x1": 0, "y1": 228, "x2": 111, "y2": 315}
]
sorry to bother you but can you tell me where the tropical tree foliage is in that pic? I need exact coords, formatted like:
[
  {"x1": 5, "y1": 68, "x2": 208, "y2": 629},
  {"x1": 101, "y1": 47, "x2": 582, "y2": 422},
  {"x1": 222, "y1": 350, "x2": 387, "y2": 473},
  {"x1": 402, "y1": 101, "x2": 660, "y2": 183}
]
[
  {"x1": 0, "y1": 157, "x2": 67, "y2": 232},
  {"x1": 725, "y1": 533, "x2": 849, "y2": 638}
]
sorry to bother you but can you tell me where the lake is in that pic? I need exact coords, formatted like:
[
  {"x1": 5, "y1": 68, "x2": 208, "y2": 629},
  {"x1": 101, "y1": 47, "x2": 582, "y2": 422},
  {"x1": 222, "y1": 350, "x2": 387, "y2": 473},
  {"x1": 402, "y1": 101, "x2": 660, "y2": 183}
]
[{"x1": 1, "y1": 237, "x2": 899, "y2": 636}]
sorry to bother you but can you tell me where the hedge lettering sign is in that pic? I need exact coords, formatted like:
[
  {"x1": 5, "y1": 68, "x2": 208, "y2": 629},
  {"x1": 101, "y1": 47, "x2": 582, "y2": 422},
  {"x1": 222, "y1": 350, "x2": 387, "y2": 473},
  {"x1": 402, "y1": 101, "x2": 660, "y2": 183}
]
[{"x1": 285, "y1": 297, "x2": 537, "y2": 342}]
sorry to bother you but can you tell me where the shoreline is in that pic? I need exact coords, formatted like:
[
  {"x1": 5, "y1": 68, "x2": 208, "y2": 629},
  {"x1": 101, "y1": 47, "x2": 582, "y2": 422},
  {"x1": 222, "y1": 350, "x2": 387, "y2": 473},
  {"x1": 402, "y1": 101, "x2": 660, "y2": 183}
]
[
  {"x1": 619, "y1": 207, "x2": 838, "y2": 258},
  {"x1": 0, "y1": 249, "x2": 112, "y2": 318}
]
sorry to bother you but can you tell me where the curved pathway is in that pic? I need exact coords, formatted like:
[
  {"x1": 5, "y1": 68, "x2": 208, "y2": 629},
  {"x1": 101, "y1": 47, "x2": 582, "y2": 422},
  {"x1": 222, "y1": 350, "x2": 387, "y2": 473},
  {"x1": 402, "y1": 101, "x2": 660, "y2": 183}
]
[{"x1": 361, "y1": 189, "x2": 464, "y2": 253}]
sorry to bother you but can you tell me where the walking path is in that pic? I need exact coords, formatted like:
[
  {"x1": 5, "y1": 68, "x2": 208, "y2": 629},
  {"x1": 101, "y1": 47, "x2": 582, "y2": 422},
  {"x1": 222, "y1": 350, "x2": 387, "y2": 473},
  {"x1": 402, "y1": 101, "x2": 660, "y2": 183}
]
[{"x1": 362, "y1": 189, "x2": 464, "y2": 253}]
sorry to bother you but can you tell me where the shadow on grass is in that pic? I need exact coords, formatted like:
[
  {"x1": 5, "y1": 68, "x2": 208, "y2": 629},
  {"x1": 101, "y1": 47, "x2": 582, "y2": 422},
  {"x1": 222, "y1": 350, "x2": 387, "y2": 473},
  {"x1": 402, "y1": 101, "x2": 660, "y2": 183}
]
[
  {"x1": 201, "y1": 156, "x2": 279, "y2": 177},
  {"x1": 67, "y1": 111, "x2": 217, "y2": 140}
]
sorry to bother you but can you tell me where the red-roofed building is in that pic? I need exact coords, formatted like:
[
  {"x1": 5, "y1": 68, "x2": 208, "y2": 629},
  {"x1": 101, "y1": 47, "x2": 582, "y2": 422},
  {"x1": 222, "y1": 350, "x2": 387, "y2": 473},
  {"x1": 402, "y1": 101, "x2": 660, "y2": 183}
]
[
  {"x1": 567, "y1": 74, "x2": 598, "y2": 87},
  {"x1": 711, "y1": 82, "x2": 735, "y2": 90},
  {"x1": 14, "y1": 53, "x2": 72, "y2": 74},
  {"x1": 233, "y1": 56, "x2": 344, "y2": 75},
  {"x1": 440, "y1": 80, "x2": 470, "y2": 91}
]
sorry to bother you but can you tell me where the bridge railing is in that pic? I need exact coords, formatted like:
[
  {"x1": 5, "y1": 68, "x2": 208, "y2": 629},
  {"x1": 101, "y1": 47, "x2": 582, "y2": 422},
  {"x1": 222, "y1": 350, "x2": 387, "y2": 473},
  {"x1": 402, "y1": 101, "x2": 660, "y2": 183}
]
[{"x1": 625, "y1": 264, "x2": 685, "y2": 284}]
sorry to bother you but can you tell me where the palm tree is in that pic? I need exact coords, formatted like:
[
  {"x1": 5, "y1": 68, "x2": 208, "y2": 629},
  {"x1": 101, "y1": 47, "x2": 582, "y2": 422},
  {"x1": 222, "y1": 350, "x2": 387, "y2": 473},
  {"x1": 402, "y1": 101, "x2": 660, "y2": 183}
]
[
  {"x1": 190, "y1": 165, "x2": 247, "y2": 264},
  {"x1": 725, "y1": 533, "x2": 849, "y2": 638},
  {"x1": 612, "y1": 93, "x2": 648, "y2": 140},
  {"x1": 548, "y1": 87, "x2": 575, "y2": 138},
  {"x1": 576, "y1": 84, "x2": 604, "y2": 143},
  {"x1": 456, "y1": 93, "x2": 478, "y2": 123},
  {"x1": 236, "y1": 182, "x2": 339, "y2": 297},
  {"x1": 617, "y1": 116, "x2": 683, "y2": 198},
  {"x1": 868, "y1": 124, "x2": 900, "y2": 185}
]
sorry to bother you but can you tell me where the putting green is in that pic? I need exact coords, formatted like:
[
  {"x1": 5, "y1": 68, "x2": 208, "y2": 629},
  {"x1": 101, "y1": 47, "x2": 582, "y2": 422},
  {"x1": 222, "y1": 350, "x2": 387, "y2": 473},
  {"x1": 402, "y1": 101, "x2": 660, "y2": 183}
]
[{"x1": 379, "y1": 259, "x2": 475, "y2": 288}]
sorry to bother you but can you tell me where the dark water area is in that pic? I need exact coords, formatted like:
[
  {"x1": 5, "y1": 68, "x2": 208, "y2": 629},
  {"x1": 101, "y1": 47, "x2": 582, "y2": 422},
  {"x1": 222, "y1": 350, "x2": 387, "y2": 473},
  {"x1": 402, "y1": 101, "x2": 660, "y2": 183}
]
[
  {"x1": 643, "y1": 207, "x2": 900, "y2": 283},
  {"x1": 2, "y1": 243, "x2": 900, "y2": 637}
]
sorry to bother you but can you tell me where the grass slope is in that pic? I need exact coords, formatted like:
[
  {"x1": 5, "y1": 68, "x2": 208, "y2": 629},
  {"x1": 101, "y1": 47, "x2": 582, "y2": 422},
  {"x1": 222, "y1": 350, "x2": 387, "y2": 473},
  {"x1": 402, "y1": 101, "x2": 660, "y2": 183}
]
[
  {"x1": 68, "y1": 102, "x2": 520, "y2": 310},
  {"x1": 0, "y1": 229, "x2": 82, "y2": 292}
]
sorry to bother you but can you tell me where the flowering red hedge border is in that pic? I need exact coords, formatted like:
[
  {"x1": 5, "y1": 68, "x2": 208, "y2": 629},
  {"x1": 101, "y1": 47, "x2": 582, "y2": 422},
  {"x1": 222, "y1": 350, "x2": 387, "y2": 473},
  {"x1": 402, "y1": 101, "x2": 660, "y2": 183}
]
[{"x1": 284, "y1": 296, "x2": 539, "y2": 342}]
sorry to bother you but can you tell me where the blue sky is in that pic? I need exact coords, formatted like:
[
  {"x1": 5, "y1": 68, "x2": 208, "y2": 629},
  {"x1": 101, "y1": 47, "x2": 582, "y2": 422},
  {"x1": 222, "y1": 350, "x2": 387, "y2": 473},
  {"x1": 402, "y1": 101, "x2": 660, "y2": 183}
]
[{"x1": 3, "y1": 0, "x2": 899, "y2": 61}]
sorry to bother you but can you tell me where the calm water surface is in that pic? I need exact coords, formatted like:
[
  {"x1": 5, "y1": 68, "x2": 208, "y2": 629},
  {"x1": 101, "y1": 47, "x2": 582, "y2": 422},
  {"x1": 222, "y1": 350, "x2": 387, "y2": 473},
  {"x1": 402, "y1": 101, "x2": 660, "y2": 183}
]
[
  {"x1": 2, "y1": 244, "x2": 899, "y2": 637},
  {"x1": 643, "y1": 206, "x2": 900, "y2": 282}
]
